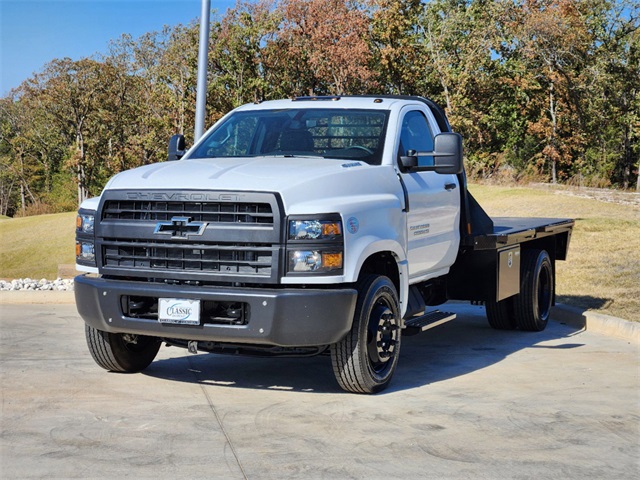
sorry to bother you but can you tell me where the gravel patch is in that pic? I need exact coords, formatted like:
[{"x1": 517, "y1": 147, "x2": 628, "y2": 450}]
[{"x1": 0, "y1": 278, "x2": 74, "y2": 291}]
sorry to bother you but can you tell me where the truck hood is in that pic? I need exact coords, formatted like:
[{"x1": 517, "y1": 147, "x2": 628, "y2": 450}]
[{"x1": 102, "y1": 156, "x2": 402, "y2": 213}]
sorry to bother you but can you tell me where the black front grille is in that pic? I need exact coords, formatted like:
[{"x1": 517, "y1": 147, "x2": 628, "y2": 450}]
[
  {"x1": 103, "y1": 200, "x2": 273, "y2": 225},
  {"x1": 103, "y1": 240, "x2": 273, "y2": 276},
  {"x1": 97, "y1": 190, "x2": 282, "y2": 283}
]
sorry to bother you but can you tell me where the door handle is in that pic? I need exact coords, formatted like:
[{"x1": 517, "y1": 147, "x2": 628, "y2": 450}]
[{"x1": 445, "y1": 183, "x2": 457, "y2": 191}]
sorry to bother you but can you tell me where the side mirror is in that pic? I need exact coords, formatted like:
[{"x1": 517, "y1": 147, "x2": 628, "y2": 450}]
[
  {"x1": 400, "y1": 133, "x2": 463, "y2": 175},
  {"x1": 168, "y1": 134, "x2": 186, "y2": 161},
  {"x1": 432, "y1": 132, "x2": 463, "y2": 175}
]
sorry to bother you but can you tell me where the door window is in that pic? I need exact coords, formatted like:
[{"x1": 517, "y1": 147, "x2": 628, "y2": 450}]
[{"x1": 399, "y1": 111, "x2": 434, "y2": 167}]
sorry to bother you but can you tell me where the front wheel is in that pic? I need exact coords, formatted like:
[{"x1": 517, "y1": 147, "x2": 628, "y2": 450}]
[
  {"x1": 331, "y1": 275, "x2": 401, "y2": 394},
  {"x1": 85, "y1": 325, "x2": 160, "y2": 372}
]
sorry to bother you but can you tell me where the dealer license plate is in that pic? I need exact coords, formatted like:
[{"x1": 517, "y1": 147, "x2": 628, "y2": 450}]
[{"x1": 158, "y1": 298, "x2": 201, "y2": 325}]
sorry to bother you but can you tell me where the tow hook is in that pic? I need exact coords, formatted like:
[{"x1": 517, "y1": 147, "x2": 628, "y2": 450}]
[
  {"x1": 122, "y1": 334, "x2": 138, "y2": 344},
  {"x1": 188, "y1": 341, "x2": 198, "y2": 354}
]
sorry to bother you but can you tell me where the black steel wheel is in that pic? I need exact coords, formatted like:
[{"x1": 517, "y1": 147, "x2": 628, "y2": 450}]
[
  {"x1": 85, "y1": 324, "x2": 161, "y2": 372},
  {"x1": 331, "y1": 275, "x2": 401, "y2": 394},
  {"x1": 514, "y1": 249, "x2": 553, "y2": 332}
]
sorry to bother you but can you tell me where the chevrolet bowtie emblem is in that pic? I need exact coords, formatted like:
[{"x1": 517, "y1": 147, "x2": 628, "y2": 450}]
[{"x1": 154, "y1": 217, "x2": 207, "y2": 238}]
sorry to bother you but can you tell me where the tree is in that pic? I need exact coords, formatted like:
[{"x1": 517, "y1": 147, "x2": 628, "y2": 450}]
[
  {"x1": 276, "y1": 0, "x2": 374, "y2": 95},
  {"x1": 583, "y1": 1, "x2": 639, "y2": 189},
  {"x1": 367, "y1": 0, "x2": 424, "y2": 94},
  {"x1": 0, "y1": 96, "x2": 37, "y2": 215},
  {"x1": 1, "y1": 0, "x2": 637, "y2": 218},
  {"x1": 20, "y1": 58, "x2": 115, "y2": 203},
  {"x1": 210, "y1": 0, "x2": 280, "y2": 111},
  {"x1": 106, "y1": 24, "x2": 200, "y2": 163},
  {"x1": 506, "y1": 0, "x2": 595, "y2": 183},
  {"x1": 418, "y1": 0, "x2": 507, "y2": 174}
]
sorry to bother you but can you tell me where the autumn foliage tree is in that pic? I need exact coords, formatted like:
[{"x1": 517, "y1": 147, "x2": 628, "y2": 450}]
[
  {"x1": 368, "y1": 0, "x2": 425, "y2": 94},
  {"x1": 0, "y1": 0, "x2": 638, "y2": 217},
  {"x1": 276, "y1": 0, "x2": 373, "y2": 95}
]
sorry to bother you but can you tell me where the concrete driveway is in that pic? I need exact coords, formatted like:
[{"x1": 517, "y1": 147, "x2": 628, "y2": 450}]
[{"x1": 1, "y1": 302, "x2": 638, "y2": 479}]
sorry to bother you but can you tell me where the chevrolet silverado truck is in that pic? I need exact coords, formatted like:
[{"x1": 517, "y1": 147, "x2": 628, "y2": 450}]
[{"x1": 75, "y1": 96, "x2": 573, "y2": 394}]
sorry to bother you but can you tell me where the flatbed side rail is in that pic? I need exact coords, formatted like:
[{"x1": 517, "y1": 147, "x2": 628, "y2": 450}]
[{"x1": 470, "y1": 218, "x2": 575, "y2": 251}]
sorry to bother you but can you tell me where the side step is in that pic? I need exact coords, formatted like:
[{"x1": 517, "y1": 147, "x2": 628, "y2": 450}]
[{"x1": 404, "y1": 310, "x2": 457, "y2": 336}]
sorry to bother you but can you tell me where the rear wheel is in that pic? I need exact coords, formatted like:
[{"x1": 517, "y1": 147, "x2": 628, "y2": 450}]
[
  {"x1": 331, "y1": 275, "x2": 401, "y2": 394},
  {"x1": 514, "y1": 249, "x2": 553, "y2": 331},
  {"x1": 85, "y1": 325, "x2": 160, "y2": 372},
  {"x1": 485, "y1": 297, "x2": 516, "y2": 330}
]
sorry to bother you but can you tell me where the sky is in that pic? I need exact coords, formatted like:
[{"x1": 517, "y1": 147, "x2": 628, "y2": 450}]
[{"x1": 0, "y1": 0, "x2": 236, "y2": 96}]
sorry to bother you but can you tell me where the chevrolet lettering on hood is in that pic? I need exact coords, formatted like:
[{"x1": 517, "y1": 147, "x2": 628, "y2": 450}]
[{"x1": 126, "y1": 192, "x2": 243, "y2": 202}]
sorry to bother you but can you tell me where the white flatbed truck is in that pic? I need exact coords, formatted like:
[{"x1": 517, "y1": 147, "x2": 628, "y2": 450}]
[{"x1": 75, "y1": 96, "x2": 573, "y2": 393}]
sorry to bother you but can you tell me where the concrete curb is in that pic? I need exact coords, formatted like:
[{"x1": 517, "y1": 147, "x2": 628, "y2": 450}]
[
  {"x1": 1, "y1": 292, "x2": 637, "y2": 343},
  {"x1": 551, "y1": 303, "x2": 639, "y2": 344}
]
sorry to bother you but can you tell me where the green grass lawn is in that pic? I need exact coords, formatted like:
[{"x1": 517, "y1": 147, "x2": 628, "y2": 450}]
[
  {"x1": 0, "y1": 212, "x2": 76, "y2": 279},
  {"x1": 1, "y1": 185, "x2": 638, "y2": 321}
]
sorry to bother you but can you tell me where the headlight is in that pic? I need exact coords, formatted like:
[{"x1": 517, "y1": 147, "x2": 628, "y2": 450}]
[
  {"x1": 76, "y1": 213, "x2": 95, "y2": 233},
  {"x1": 286, "y1": 215, "x2": 344, "y2": 275},
  {"x1": 289, "y1": 219, "x2": 342, "y2": 241},
  {"x1": 76, "y1": 209, "x2": 96, "y2": 266},
  {"x1": 288, "y1": 250, "x2": 343, "y2": 273},
  {"x1": 76, "y1": 241, "x2": 95, "y2": 262}
]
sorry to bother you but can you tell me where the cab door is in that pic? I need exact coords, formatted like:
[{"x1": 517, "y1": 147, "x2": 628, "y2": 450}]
[{"x1": 397, "y1": 107, "x2": 460, "y2": 279}]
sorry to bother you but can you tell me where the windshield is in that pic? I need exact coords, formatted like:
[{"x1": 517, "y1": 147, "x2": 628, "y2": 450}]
[{"x1": 188, "y1": 108, "x2": 389, "y2": 165}]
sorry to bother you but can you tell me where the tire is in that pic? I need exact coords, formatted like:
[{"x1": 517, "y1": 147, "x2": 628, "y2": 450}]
[
  {"x1": 485, "y1": 297, "x2": 516, "y2": 330},
  {"x1": 85, "y1": 324, "x2": 161, "y2": 372},
  {"x1": 331, "y1": 275, "x2": 401, "y2": 394},
  {"x1": 514, "y1": 249, "x2": 553, "y2": 332}
]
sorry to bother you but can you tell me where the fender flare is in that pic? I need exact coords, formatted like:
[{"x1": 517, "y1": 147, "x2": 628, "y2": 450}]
[{"x1": 346, "y1": 236, "x2": 410, "y2": 317}]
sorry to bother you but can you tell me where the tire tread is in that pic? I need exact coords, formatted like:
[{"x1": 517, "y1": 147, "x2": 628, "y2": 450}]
[
  {"x1": 514, "y1": 249, "x2": 552, "y2": 332},
  {"x1": 486, "y1": 298, "x2": 516, "y2": 330},
  {"x1": 331, "y1": 275, "x2": 400, "y2": 394},
  {"x1": 85, "y1": 324, "x2": 159, "y2": 373}
]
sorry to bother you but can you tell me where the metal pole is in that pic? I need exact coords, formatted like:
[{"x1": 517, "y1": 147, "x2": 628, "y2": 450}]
[{"x1": 194, "y1": 0, "x2": 211, "y2": 142}]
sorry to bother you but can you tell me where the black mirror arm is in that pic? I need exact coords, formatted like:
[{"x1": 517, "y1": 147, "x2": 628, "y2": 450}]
[
  {"x1": 415, "y1": 150, "x2": 454, "y2": 158},
  {"x1": 401, "y1": 150, "x2": 445, "y2": 172}
]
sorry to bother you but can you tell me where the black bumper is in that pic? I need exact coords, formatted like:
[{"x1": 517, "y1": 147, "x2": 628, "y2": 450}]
[{"x1": 75, "y1": 275, "x2": 357, "y2": 347}]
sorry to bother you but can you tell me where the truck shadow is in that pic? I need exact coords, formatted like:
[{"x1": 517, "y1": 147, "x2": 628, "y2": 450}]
[
  {"x1": 556, "y1": 294, "x2": 613, "y2": 311},
  {"x1": 389, "y1": 303, "x2": 586, "y2": 393},
  {"x1": 143, "y1": 303, "x2": 586, "y2": 394}
]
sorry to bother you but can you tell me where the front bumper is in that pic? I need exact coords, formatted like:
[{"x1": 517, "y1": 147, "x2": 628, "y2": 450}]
[{"x1": 75, "y1": 275, "x2": 357, "y2": 347}]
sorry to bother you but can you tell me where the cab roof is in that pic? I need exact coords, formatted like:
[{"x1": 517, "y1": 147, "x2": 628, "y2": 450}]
[{"x1": 234, "y1": 95, "x2": 451, "y2": 132}]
